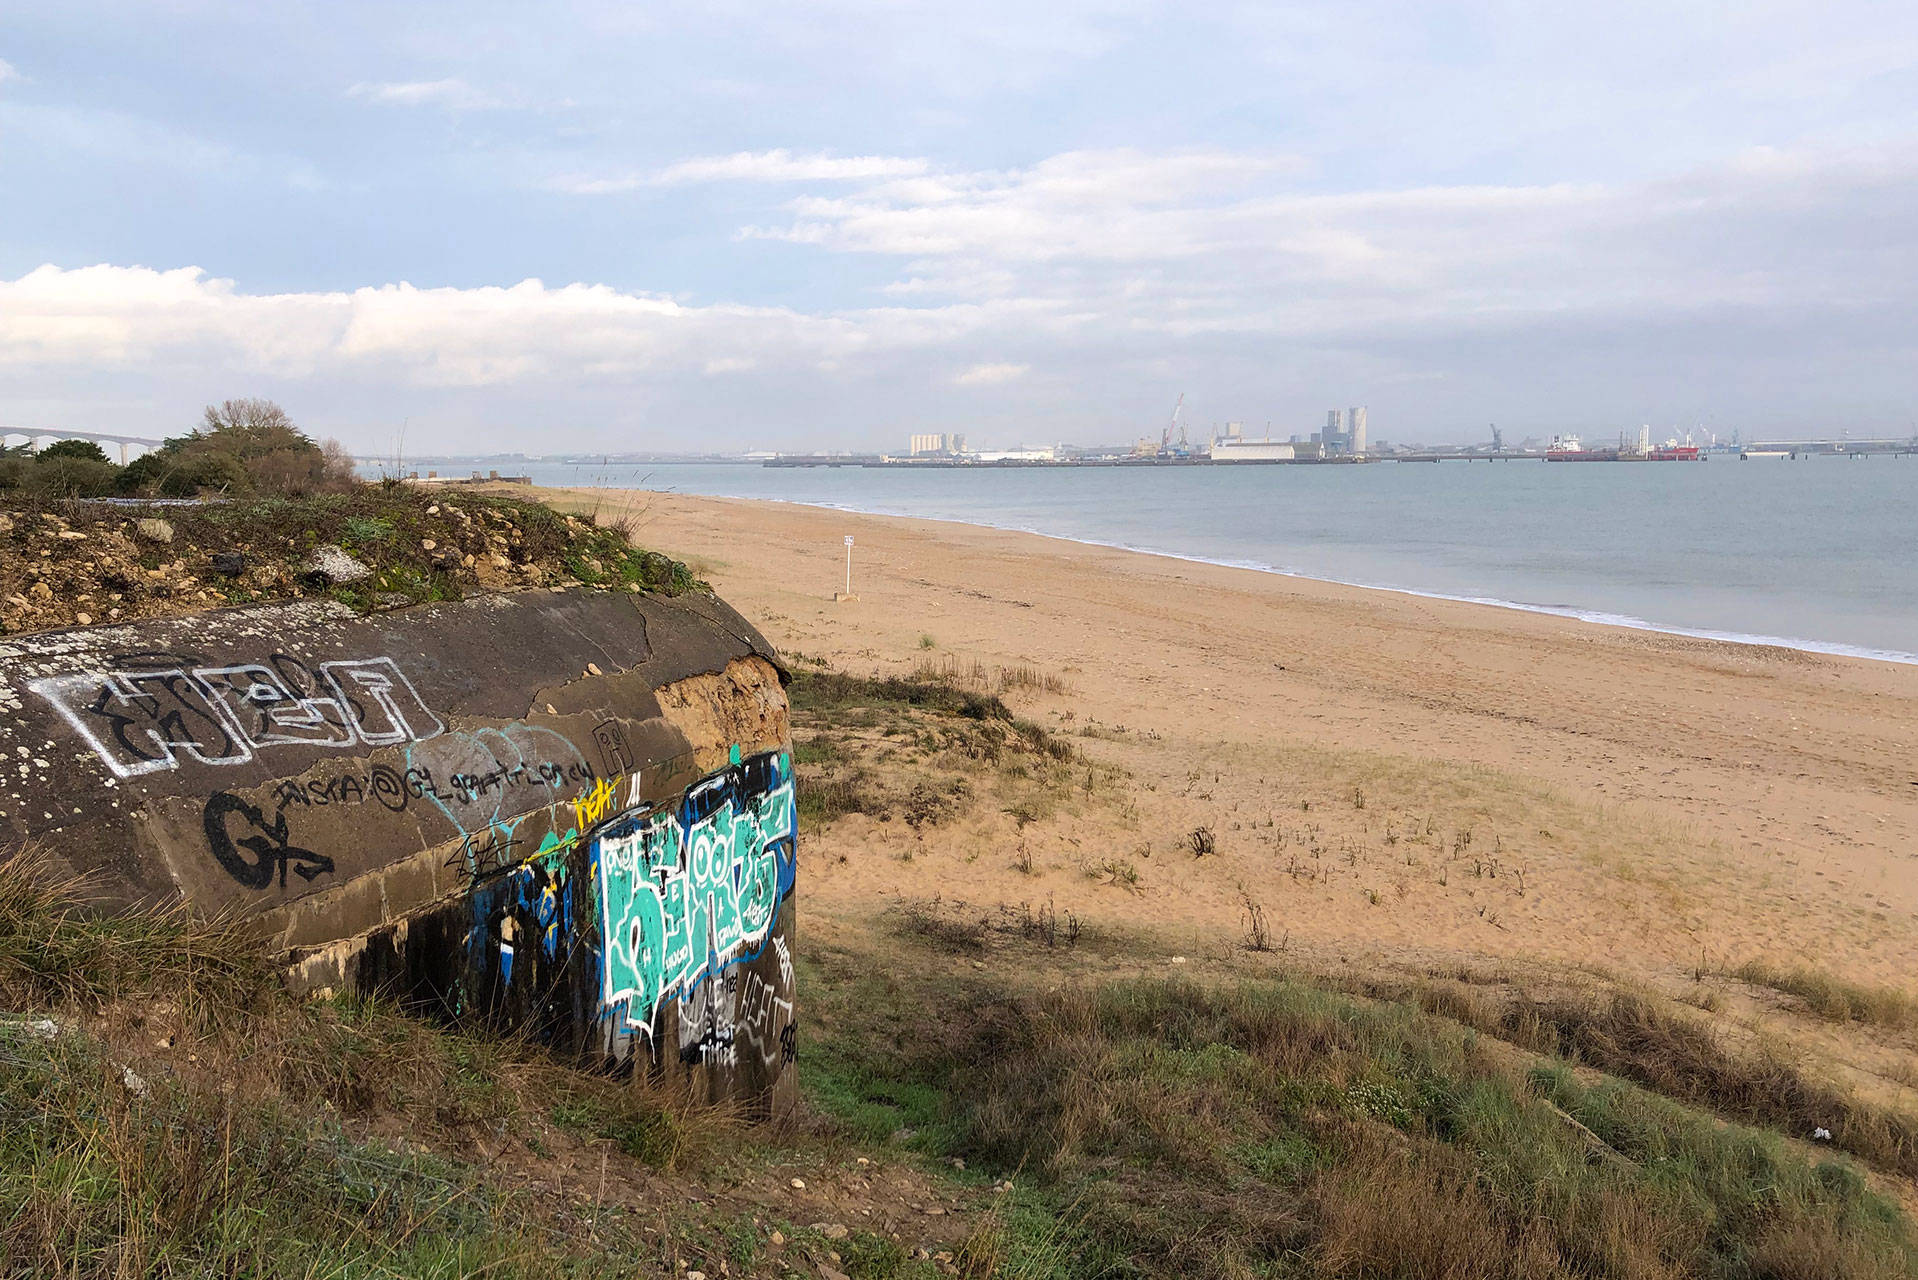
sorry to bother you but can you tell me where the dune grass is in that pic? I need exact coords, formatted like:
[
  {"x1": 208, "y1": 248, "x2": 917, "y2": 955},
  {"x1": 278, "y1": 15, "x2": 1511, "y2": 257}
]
[
  {"x1": 1727, "y1": 959, "x2": 1918, "y2": 1031},
  {"x1": 801, "y1": 934, "x2": 1918, "y2": 1280}
]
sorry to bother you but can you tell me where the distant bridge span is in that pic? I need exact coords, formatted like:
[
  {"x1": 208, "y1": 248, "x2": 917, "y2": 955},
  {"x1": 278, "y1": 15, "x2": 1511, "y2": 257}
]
[{"x1": 2, "y1": 427, "x2": 165, "y2": 463}]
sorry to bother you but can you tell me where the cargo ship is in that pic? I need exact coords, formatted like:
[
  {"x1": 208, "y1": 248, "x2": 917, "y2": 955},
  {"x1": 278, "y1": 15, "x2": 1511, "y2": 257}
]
[{"x1": 1547, "y1": 429, "x2": 1704, "y2": 462}]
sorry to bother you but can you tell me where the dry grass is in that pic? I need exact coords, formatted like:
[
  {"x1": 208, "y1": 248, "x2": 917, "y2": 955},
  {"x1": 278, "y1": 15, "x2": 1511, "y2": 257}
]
[
  {"x1": 1358, "y1": 969, "x2": 1918, "y2": 1185},
  {"x1": 0, "y1": 848, "x2": 752, "y2": 1277},
  {"x1": 851, "y1": 975, "x2": 1918, "y2": 1279},
  {"x1": 1727, "y1": 959, "x2": 1918, "y2": 1031}
]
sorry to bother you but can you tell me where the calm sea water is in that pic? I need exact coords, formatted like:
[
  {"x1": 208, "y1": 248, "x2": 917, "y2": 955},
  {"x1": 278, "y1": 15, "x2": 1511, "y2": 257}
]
[{"x1": 496, "y1": 457, "x2": 1918, "y2": 664}]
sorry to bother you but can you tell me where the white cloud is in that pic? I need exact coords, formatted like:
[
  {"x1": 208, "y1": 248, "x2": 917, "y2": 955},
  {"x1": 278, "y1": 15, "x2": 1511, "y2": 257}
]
[
  {"x1": 0, "y1": 58, "x2": 16, "y2": 86},
  {"x1": 3, "y1": 141, "x2": 1914, "y2": 446},
  {"x1": 954, "y1": 361, "x2": 1029, "y2": 385},
  {"x1": 347, "y1": 78, "x2": 509, "y2": 111},
  {"x1": 554, "y1": 149, "x2": 929, "y2": 194}
]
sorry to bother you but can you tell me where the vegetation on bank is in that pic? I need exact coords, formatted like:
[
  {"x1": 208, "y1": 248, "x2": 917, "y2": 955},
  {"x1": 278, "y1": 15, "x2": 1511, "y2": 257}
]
[
  {"x1": 807, "y1": 934, "x2": 1918, "y2": 1280},
  {"x1": 3, "y1": 834, "x2": 1917, "y2": 1278},
  {"x1": 0, "y1": 399, "x2": 356, "y2": 500},
  {"x1": 0, "y1": 402, "x2": 701, "y2": 635}
]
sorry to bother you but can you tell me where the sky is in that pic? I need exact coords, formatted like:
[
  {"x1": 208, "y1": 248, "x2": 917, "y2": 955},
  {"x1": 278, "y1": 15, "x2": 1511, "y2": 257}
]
[{"x1": 1, "y1": 1, "x2": 1916, "y2": 454}]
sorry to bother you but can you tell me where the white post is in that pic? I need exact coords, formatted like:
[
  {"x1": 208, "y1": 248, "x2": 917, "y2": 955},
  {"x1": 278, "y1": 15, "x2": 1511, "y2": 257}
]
[{"x1": 843, "y1": 535, "x2": 854, "y2": 597}]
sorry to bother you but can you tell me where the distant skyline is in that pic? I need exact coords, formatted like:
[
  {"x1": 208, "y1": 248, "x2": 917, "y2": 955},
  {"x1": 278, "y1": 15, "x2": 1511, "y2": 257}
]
[{"x1": 2, "y1": 2, "x2": 1916, "y2": 452}]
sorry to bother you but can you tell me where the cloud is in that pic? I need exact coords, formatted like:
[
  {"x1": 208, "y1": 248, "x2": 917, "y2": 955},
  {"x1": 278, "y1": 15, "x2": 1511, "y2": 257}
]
[
  {"x1": 0, "y1": 58, "x2": 15, "y2": 86},
  {"x1": 347, "y1": 78, "x2": 509, "y2": 111},
  {"x1": 3, "y1": 141, "x2": 1915, "y2": 447},
  {"x1": 554, "y1": 149, "x2": 929, "y2": 194},
  {"x1": 954, "y1": 361, "x2": 1029, "y2": 385}
]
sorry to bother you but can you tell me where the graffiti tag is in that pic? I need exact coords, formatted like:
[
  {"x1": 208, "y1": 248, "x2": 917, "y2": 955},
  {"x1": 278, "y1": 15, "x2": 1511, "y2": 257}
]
[{"x1": 31, "y1": 656, "x2": 442, "y2": 779}]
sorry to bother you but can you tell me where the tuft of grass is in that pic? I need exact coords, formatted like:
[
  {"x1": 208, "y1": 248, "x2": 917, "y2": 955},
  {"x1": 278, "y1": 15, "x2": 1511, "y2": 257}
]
[
  {"x1": 0, "y1": 852, "x2": 271, "y2": 1027},
  {"x1": 1728, "y1": 959, "x2": 1918, "y2": 1030}
]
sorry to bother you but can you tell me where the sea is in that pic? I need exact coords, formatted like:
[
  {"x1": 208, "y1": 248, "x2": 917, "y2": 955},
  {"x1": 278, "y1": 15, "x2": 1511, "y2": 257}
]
[{"x1": 461, "y1": 457, "x2": 1918, "y2": 665}]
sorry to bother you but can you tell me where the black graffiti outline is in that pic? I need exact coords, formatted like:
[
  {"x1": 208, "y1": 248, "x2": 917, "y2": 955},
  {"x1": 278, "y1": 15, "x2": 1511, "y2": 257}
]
[{"x1": 202, "y1": 792, "x2": 336, "y2": 890}]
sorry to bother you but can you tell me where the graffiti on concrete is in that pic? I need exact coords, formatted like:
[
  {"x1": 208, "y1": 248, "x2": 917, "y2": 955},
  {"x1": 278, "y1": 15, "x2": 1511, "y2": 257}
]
[
  {"x1": 203, "y1": 791, "x2": 336, "y2": 889},
  {"x1": 31, "y1": 656, "x2": 442, "y2": 779},
  {"x1": 593, "y1": 750, "x2": 795, "y2": 1054},
  {"x1": 400, "y1": 724, "x2": 600, "y2": 878}
]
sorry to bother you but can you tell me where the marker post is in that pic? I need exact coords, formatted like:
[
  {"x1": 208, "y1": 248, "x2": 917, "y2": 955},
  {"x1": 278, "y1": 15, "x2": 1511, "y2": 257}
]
[{"x1": 836, "y1": 535, "x2": 858, "y2": 602}]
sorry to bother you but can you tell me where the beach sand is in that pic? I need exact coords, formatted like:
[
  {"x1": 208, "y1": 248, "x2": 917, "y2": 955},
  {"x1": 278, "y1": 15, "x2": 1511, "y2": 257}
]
[{"x1": 551, "y1": 487, "x2": 1918, "y2": 998}]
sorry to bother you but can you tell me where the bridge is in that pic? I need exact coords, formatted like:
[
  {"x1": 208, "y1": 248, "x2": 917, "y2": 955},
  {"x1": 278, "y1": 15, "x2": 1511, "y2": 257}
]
[{"x1": 1, "y1": 428, "x2": 166, "y2": 464}]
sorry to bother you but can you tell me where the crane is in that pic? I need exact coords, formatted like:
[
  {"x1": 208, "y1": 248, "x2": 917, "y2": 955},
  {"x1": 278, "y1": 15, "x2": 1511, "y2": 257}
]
[{"x1": 1162, "y1": 394, "x2": 1185, "y2": 454}]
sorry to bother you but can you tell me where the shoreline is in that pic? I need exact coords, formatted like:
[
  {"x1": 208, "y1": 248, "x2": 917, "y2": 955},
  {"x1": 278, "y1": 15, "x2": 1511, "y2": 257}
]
[
  {"x1": 544, "y1": 484, "x2": 1918, "y2": 993},
  {"x1": 547, "y1": 483, "x2": 1918, "y2": 669}
]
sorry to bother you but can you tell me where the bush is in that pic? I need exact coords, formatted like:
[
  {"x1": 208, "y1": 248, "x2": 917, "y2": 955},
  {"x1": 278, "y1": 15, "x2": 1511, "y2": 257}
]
[
  {"x1": 115, "y1": 399, "x2": 355, "y2": 499},
  {"x1": 24, "y1": 456, "x2": 119, "y2": 499}
]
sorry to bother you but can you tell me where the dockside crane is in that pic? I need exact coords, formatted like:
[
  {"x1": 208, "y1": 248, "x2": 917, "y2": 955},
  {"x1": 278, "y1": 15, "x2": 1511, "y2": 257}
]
[{"x1": 1162, "y1": 394, "x2": 1185, "y2": 455}]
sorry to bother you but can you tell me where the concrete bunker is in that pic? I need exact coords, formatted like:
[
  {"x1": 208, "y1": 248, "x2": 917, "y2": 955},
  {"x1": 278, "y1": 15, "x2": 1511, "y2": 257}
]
[{"x1": 0, "y1": 586, "x2": 796, "y2": 1115}]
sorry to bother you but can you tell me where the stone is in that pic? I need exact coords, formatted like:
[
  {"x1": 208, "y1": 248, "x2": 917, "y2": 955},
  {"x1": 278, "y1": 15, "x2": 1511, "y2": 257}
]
[
  {"x1": 421, "y1": 538, "x2": 437, "y2": 551},
  {"x1": 28, "y1": 582, "x2": 52, "y2": 602},
  {"x1": 134, "y1": 518, "x2": 174, "y2": 544},
  {"x1": 790, "y1": 1178, "x2": 806, "y2": 1190},
  {"x1": 56, "y1": 530, "x2": 87, "y2": 540},
  {"x1": 302, "y1": 545, "x2": 372, "y2": 587},
  {"x1": 74, "y1": 613, "x2": 92, "y2": 626},
  {"x1": 0, "y1": 514, "x2": 12, "y2": 535},
  {"x1": 211, "y1": 552, "x2": 247, "y2": 577}
]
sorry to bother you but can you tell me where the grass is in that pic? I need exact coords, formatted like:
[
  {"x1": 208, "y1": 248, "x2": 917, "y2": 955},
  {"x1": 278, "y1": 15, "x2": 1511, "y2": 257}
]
[
  {"x1": 787, "y1": 665, "x2": 1086, "y2": 837},
  {"x1": 800, "y1": 931, "x2": 1918, "y2": 1280},
  {"x1": 1357, "y1": 972, "x2": 1918, "y2": 1185},
  {"x1": 1726, "y1": 959, "x2": 1918, "y2": 1031},
  {"x1": 0, "y1": 851, "x2": 752, "y2": 1277}
]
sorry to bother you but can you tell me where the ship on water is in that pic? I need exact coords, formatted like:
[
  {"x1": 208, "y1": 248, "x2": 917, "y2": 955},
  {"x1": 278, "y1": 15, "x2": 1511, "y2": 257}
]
[{"x1": 1547, "y1": 426, "x2": 1703, "y2": 462}]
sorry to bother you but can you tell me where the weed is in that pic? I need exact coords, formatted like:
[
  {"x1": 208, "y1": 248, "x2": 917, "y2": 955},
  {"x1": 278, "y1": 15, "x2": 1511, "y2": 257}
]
[
  {"x1": 1186, "y1": 826, "x2": 1217, "y2": 858},
  {"x1": 1242, "y1": 897, "x2": 1274, "y2": 952}
]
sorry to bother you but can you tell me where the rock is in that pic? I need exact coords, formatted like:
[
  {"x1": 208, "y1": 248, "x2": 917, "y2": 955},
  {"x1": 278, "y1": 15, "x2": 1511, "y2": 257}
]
[
  {"x1": 0, "y1": 514, "x2": 12, "y2": 534},
  {"x1": 28, "y1": 582, "x2": 52, "y2": 602},
  {"x1": 74, "y1": 613, "x2": 92, "y2": 626},
  {"x1": 421, "y1": 538, "x2": 437, "y2": 551},
  {"x1": 302, "y1": 545, "x2": 371, "y2": 586},
  {"x1": 211, "y1": 552, "x2": 247, "y2": 577},
  {"x1": 6, "y1": 595, "x2": 26, "y2": 608},
  {"x1": 789, "y1": 1177, "x2": 806, "y2": 1190},
  {"x1": 769, "y1": 1230, "x2": 786, "y2": 1246},
  {"x1": 56, "y1": 530, "x2": 87, "y2": 540},
  {"x1": 812, "y1": 1223, "x2": 849, "y2": 1240},
  {"x1": 134, "y1": 518, "x2": 174, "y2": 544},
  {"x1": 687, "y1": 1272, "x2": 706, "y2": 1280},
  {"x1": 817, "y1": 1267, "x2": 850, "y2": 1280}
]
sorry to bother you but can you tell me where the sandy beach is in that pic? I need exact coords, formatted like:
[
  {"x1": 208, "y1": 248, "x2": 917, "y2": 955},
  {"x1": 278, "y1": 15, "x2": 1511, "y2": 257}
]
[{"x1": 525, "y1": 486, "x2": 1918, "y2": 1005}]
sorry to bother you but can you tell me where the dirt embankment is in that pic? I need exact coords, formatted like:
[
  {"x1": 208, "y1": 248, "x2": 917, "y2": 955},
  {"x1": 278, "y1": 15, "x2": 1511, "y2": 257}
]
[{"x1": 0, "y1": 487, "x2": 698, "y2": 637}]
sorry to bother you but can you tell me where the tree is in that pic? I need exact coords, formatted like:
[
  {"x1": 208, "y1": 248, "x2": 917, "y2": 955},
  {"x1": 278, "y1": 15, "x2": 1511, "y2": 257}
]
[
  {"x1": 118, "y1": 399, "x2": 356, "y2": 497},
  {"x1": 37, "y1": 438, "x2": 113, "y2": 464}
]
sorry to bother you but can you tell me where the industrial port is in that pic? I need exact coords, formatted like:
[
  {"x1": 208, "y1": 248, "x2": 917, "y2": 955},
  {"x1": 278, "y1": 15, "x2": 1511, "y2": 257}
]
[{"x1": 766, "y1": 400, "x2": 1918, "y2": 468}]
